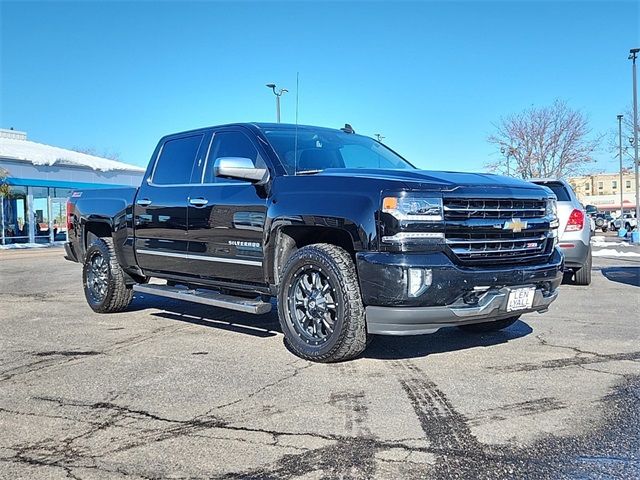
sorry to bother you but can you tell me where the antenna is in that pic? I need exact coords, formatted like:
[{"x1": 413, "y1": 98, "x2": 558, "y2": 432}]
[{"x1": 294, "y1": 72, "x2": 299, "y2": 175}]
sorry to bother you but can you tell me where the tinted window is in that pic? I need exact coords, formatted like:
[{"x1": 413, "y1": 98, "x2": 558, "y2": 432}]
[
  {"x1": 204, "y1": 131, "x2": 265, "y2": 183},
  {"x1": 152, "y1": 134, "x2": 203, "y2": 185},
  {"x1": 538, "y1": 182, "x2": 571, "y2": 201}
]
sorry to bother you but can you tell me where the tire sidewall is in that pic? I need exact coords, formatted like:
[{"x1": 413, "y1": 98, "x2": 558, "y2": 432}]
[
  {"x1": 278, "y1": 250, "x2": 349, "y2": 360},
  {"x1": 82, "y1": 240, "x2": 116, "y2": 311}
]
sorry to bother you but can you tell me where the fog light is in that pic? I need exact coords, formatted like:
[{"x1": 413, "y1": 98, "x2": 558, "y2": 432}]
[{"x1": 408, "y1": 268, "x2": 432, "y2": 297}]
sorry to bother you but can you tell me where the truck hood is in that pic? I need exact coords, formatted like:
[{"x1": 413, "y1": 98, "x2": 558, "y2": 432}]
[{"x1": 316, "y1": 168, "x2": 546, "y2": 192}]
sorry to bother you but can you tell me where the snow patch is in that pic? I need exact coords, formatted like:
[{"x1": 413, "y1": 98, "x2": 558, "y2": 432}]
[
  {"x1": 591, "y1": 237, "x2": 632, "y2": 247},
  {"x1": 0, "y1": 137, "x2": 145, "y2": 172},
  {"x1": 592, "y1": 249, "x2": 640, "y2": 258}
]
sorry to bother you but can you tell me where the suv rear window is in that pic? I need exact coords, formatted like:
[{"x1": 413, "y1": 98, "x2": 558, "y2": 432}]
[
  {"x1": 536, "y1": 181, "x2": 571, "y2": 201},
  {"x1": 152, "y1": 134, "x2": 204, "y2": 185}
]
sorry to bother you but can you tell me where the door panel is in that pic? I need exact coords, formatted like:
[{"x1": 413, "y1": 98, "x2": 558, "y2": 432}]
[
  {"x1": 187, "y1": 184, "x2": 267, "y2": 283},
  {"x1": 186, "y1": 129, "x2": 268, "y2": 284},
  {"x1": 134, "y1": 132, "x2": 209, "y2": 276},
  {"x1": 134, "y1": 184, "x2": 191, "y2": 275}
]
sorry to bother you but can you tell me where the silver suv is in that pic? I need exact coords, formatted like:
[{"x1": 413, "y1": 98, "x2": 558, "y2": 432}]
[{"x1": 531, "y1": 179, "x2": 592, "y2": 285}]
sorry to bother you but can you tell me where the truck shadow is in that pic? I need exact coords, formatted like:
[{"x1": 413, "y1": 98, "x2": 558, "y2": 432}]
[
  {"x1": 599, "y1": 266, "x2": 640, "y2": 287},
  {"x1": 364, "y1": 320, "x2": 533, "y2": 360},
  {"x1": 129, "y1": 295, "x2": 282, "y2": 338},
  {"x1": 128, "y1": 295, "x2": 533, "y2": 358}
]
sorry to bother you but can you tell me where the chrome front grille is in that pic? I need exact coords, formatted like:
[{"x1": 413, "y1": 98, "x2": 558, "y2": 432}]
[
  {"x1": 444, "y1": 197, "x2": 550, "y2": 264},
  {"x1": 443, "y1": 198, "x2": 546, "y2": 219}
]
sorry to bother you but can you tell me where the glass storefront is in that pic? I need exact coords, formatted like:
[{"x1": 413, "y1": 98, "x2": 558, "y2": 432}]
[{"x1": 1, "y1": 186, "x2": 72, "y2": 245}]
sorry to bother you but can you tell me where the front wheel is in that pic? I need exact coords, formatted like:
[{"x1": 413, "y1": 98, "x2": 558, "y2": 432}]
[
  {"x1": 277, "y1": 244, "x2": 367, "y2": 362},
  {"x1": 457, "y1": 316, "x2": 520, "y2": 333},
  {"x1": 83, "y1": 237, "x2": 134, "y2": 313}
]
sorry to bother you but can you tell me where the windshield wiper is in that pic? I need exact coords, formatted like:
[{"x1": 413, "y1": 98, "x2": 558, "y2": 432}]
[{"x1": 296, "y1": 169, "x2": 323, "y2": 175}]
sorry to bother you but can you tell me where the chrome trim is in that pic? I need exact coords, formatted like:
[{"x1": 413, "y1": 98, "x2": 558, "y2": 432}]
[
  {"x1": 451, "y1": 245, "x2": 545, "y2": 255},
  {"x1": 137, "y1": 249, "x2": 262, "y2": 266},
  {"x1": 445, "y1": 235, "x2": 546, "y2": 245},
  {"x1": 444, "y1": 207, "x2": 545, "y2": 212}
]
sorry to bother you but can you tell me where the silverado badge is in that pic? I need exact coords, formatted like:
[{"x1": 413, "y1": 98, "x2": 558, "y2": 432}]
[{"x1": 503, "y1": 218, "x2": 528, "y2": 233}]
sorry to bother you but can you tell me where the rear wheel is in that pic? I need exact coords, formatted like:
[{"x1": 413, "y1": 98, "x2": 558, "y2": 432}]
[
  {"x1": 457, "y1": 316, "x2": 520, "y2": 333},
  {"x1": 83, "y1": 237, "x2": 133, "y2": 313},
  {"x1": 574, "y1": 248, "x2": 592, "y2": 286},
  {"x1": 277, "y1": 244, "x2": 367, "y2": 362}
]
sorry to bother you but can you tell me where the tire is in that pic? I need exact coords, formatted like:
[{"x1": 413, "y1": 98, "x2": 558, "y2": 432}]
[
  {"x1": 457, "y1": 316, "x2": 520, "y2": 333},
  {"x1": 602, "y1": 227, "x2": 608, "y2": 233},
  {"x1": 595, "y1": 218, "x2": 604, "y2": 228},
  {"x1": 82, "y1": 237, "x2": 134, "y2": 313},
  {"x1": 625, "y1": 223, "x2": 631, "y2": 231},
  {"x1": 574, "y1": 248, "x2": 592, "y2": 286},
  {"x1": 277, "y1": 243, "x2": 367, "y2": 362}
]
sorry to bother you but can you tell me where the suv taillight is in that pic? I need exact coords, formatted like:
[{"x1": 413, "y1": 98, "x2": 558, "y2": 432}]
[
  {"x1": 566, "y1": 209, "x2": 585, "y2": 232},
  {"x1": 66, "y1": 200, "x2": 73, "y2": 232}
]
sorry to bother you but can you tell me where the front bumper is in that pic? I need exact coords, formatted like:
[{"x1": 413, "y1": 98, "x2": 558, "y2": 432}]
[
  {"x1": 366, "y1": 287, "x2": 558, "y2": 335},
  {"x1": 356, "y1": 248, "x2": 563, "y2": 335}
]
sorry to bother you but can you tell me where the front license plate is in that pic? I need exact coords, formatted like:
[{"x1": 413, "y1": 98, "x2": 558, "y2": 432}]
[{"x1": 507, "y1": 287, "x2": 536, "y2": 312}]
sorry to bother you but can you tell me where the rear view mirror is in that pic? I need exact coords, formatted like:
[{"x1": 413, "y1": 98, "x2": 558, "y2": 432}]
[{"x1": 214, "y1": 157, "x2": 268, "y2": 183}]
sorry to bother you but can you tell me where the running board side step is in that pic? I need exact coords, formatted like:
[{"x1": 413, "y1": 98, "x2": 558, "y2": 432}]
[{"x1": 133, "y1": 284, "x2": 272, "y2": 315}]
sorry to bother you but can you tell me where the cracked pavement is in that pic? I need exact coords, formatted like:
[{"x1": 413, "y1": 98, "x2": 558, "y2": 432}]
[{"x1": 0, "y1": 246, "x2": 639, "y2": 479}]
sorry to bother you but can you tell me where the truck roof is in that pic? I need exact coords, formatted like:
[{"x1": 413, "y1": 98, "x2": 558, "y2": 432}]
[{"x1": 164, "y1": 123, "x2": 354, "y2": 138}]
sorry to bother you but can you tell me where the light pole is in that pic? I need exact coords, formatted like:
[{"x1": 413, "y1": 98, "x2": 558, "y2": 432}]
[
  {"x1": 630, "y1": 48, "x2": 640, "y2": 236},
  {"x1": 266, "y1": 83, "x2": 288, "y2": 123},
  {"x1": 618, "y1": 114, "x2": 624, "y2": 219}
]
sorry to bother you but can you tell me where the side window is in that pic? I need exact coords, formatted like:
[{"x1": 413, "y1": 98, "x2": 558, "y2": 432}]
[
  {"x1": 204, "y1": 131, "x2": 265, "y2": 183},
  {"x1": 152, "y1": 134, "x2": 204, "y2": 185}
]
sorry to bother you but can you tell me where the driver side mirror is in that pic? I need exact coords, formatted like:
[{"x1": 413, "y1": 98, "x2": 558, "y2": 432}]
[{"x1": 214, "y1": 157, "x2": 269, "y2": 183}]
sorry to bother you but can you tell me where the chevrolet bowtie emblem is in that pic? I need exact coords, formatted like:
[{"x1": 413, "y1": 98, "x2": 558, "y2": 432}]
[{"x1": 503, "y1": 218, "x2": 528, "y2": 233}]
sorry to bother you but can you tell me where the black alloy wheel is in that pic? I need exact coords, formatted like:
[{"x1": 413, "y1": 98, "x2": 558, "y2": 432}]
[
  {"x1": 86, "y1": 251, "x2": 109, "y2": 304},
  {"x1": 288, "y1": 266, "x2": 338, "y2": 346},
  {"x1": 277, "y1": 243, "x2": 368, "y2": 362}
]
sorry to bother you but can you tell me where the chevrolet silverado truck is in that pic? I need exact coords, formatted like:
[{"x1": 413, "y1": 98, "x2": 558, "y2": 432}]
[{"x1": 65, "y1": 123, "x2": 563, "y2": 362}]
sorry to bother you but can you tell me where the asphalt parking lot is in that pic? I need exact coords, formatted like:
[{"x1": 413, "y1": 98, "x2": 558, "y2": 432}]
[{"x1": 1, "y1": 236, "x2": 639, "y2": 479}]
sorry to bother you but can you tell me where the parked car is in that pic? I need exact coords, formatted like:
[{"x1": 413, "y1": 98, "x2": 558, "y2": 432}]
[
  {"x1": 531, "y1": 179, "x2": 592, "y2": 285},
  {"x1": 65, "y1": 123, "x2": 563, "y2": 362},
  {"x1": 612, "y1": 212, "x2": 637, "y2": 232},
  {"x1": 592, "y1": 213, "x2": 612, "y2": 232}
]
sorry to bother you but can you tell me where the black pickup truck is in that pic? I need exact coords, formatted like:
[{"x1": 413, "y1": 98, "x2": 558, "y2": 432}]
[{"x1": 65, "y1": 123, "x2": 563, "y2": 362}]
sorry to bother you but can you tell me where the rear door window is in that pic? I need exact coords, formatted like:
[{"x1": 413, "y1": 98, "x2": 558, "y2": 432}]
[
  {"x1": 538, "y1": 182, "x2": 571, "y2": 201},
  {"x1": 152, "y1": 134, "x2": 204, "y2": 185}
]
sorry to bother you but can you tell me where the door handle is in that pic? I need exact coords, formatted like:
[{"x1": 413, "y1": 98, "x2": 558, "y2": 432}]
[
  {"x1": 189, "y1": 198, "x2": 209, "y2": 207},
  {"x1": 136, "y1": 198, "x2": 152, "y2": 207}
]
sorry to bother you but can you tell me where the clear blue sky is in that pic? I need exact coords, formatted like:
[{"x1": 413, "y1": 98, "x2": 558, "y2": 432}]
[{"x1": 1, "y1": 0, "x2": 638, "y2": 172}]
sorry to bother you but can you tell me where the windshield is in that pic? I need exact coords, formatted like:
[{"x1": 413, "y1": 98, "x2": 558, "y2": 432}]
[{"x1": 263, "y1": 127, "x2": 415, "y2": 174}]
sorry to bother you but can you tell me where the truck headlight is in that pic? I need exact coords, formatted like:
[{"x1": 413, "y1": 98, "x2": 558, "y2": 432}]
[{"x1": 382, "y1": 194, "x2": 443, "y2": 221}]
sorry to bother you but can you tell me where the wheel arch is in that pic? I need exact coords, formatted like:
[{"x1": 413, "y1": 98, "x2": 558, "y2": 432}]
[{"x1": 268, "y1": 224, "x2": 358, "y2": 287}]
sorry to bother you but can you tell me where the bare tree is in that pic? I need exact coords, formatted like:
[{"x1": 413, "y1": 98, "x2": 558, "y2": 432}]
[{"x1": 486, "y1": 100, "x2": 603, "y2": 179}]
